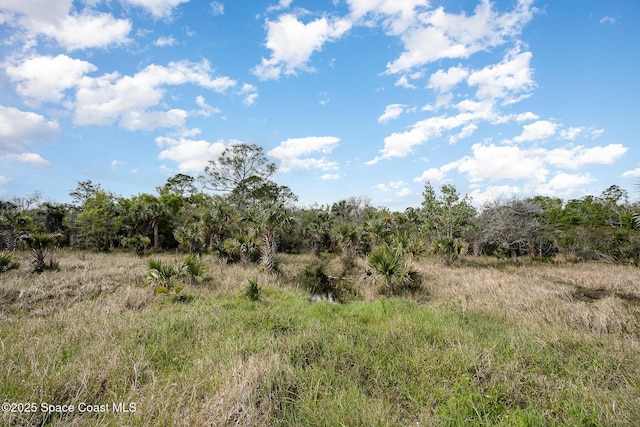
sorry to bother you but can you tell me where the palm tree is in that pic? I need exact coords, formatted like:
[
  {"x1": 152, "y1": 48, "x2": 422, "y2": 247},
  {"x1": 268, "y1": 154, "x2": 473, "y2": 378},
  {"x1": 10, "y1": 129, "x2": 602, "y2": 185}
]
[
  {"x1": 332, "y1": 221, "x2": 360, "y2": 274},
  {"x1": 250, "y1": 202, "x2": 293, "y2": 272}
]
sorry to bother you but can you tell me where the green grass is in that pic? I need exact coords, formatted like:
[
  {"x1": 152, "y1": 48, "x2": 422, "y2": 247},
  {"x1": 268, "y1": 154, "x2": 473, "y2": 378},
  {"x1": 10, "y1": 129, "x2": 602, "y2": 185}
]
[
  {"x1": 1, "y1": 251, "x2": 639, "y2": 425},
  {"x1": 2, "y1": 283, "x2": 638, "y2": 426}
]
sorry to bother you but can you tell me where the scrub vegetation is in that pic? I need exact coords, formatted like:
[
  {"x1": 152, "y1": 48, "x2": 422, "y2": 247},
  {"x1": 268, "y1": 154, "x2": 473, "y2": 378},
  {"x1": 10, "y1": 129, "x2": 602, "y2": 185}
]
[{"x1": 2, "y1": 143, "x2": 640, "y2": 425}]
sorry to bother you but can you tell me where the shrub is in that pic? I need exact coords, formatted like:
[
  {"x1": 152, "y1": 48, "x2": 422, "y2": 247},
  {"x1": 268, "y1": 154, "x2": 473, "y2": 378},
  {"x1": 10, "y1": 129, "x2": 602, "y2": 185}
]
[
  {"x1": 0, "y1": 251, "x2": 19, "y2": 273},
  {"x1": 147, "y1": 258, "x2": 184, "y2": 295},
  {"x1": 244, "y1": 278, "x2": 261, "y2": 301},
  {"x1": 182, "y1": 254, "x2": 209, "y2": 285},
  {"x1": 368, "y1": 245, "x2": 422, "y2": 296},
  {"x1": 21, "y1": 232, "x2": 62, "y2": 273},
  {"x1": 297, "y1": 257, "x2": 356, "y2": 303}
]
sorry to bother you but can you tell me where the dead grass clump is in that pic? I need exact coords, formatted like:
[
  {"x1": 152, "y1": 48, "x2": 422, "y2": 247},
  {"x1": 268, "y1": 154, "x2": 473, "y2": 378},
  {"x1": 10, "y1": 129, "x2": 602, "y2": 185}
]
[{"x1": 199, "y1": 353, "x2": 295, "y2": 426}]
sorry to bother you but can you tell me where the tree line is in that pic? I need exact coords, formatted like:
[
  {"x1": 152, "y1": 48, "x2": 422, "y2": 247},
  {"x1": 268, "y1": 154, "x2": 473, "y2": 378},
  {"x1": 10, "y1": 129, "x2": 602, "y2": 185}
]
[{"x1": 2, "y1": 143, "x2": 640, "y2": 268}]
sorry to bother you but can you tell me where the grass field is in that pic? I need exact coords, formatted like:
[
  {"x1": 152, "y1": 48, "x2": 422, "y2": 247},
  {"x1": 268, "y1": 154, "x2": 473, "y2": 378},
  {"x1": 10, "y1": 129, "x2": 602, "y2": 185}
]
[{"x1": 1, "y1": 250, "x2": 639, "y2": 426}]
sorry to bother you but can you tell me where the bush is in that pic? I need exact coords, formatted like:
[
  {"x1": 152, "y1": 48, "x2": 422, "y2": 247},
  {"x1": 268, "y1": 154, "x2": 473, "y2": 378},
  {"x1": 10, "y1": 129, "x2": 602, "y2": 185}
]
[
  {"x1": 244, "y1": 278, "x2": 261, "y2": 301},
  {"x1": 297, "y1": 257, "x2": 356, "y2": 303},
  {"x1": 368, "y1": 245, "x2": 422, "y2": 296},
  {"x1": 0, "y1": 252, "x2": 19, "y2": 273}
]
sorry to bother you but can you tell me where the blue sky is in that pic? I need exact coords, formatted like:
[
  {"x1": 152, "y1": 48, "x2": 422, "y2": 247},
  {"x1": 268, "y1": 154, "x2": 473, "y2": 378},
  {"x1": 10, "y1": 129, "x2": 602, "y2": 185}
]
[{"x1": 1, "y1": 0, "x2": 639, "y2": 210}]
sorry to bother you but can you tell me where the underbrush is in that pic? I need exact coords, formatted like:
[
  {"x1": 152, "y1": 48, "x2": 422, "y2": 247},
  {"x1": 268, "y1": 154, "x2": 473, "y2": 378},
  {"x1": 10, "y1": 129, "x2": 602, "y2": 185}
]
[{"x1": 1, "y1": 251, "x2": 639, "y2": 425}]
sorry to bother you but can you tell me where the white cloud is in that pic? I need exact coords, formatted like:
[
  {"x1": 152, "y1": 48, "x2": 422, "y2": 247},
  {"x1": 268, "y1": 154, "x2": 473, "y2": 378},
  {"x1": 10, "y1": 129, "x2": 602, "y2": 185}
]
[
  {"x1": 428, "y1": 66, "x2": 469, "y2": 93},
  {"x1": 268, "y1": 136, "x2": 340, "y2": 172},
  {"x1": 454, "y1": 142, "x2": 548, "y2": 184},
  {"x1": 156, "y1": 136, "x2": 226, "y2": 172},
  {"x1": 467, "y1": 50, "x2": 534, "y2": 103},
  {"x1": 239, "y1": 84, "x2": 258, "y2": 106},
  {"x1": 397, "y1": 188, "x2": 413, "y2": 197},
  {"x1": 622, "y1": 168, "x2": 640, "y2": 178},
  {"x1": 378, "y1": 104, "x2": 405, "y2": 123},
  {"x1": 253, "y1": 14, "x2": 352, "y2": 80},
  {"x1": 194, "y1": 95, "x2": 218, "y2": 117},
  {"x1": 559, "y1": 126, "x2": 604, "y2": 140},
  {"x1": 210, "y1": 1, "x2": 224, "y2": 15},
  {"x1": 386, "y1": 0, "x2": 535, "y2": 74},
  {"x1": 1, "y1": 152, "x2": 51, "y2": 167},
  {"x1": 513, "y1": 120, "x2": 557, "y2": 143},
  {"x1": 600, "y1": 16, "x2": 616, "y2": 24},
  {"x1": 545, "y1": 144, "x2": 628, "y2": 169},
  {"x1": 155, "y1": 36, "x2": 177, "y2": 46},
  {"x1": 267, "y1": 0, "x2": 294, "y2": 12},
  {"x1": 413, "y1": 167, "x2": 446, "y2": 183},
  {"x1": 0, "y1": 0, "x2": 132, "y2": 49},
  {"x1": 5, "y1": 54, "x2": 97, "y2": 104},
  {"x1": 395, "y1": 75, "x2": 416, "y2": 89},
  {"x1": 375, "y1": 183, "x2": 389, "y2": 192},
  {"x1": 111, "y1": 160, "x2": 124, "y2": 169},
  {"x1": 536, "y1": 172, "x2": 595, "y2": 195},
  {"x1": 321, "y1": 173, "x2": 341, "y2": 180},
  {"x1": 347, "y1": 0, "x2": 429, "y2": 35},
  {"x1": 74, "y1": 60, "x2": 236, "y2": 129},
  {"x1": 470, "y1": 185, "x2": 521, "y2": 206},
  {"x1": 514, "y1": 112, "x2": 539, "y2": 122},
  {"x1": 122, "y1": 0, "x2": 190, "y2": 18},
  {"x1": 0, "y1": 106, "x2": 59, "y2": 150},
  {"x1": 368, "y1": 109, "x2": 493, "y2": 164}
]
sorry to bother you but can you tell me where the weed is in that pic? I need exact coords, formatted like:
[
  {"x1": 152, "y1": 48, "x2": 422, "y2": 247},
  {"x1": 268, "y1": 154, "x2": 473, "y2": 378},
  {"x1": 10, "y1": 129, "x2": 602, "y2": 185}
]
[{"x1": 244, "y1": 278, "x2": 261, "y2": 301}]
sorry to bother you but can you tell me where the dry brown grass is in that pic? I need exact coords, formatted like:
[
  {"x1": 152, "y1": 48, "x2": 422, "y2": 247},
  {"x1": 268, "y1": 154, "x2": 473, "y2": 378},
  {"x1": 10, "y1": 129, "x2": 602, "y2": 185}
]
[{"x1": 417, "y1": 257, "x2": 640, "y2": 341}]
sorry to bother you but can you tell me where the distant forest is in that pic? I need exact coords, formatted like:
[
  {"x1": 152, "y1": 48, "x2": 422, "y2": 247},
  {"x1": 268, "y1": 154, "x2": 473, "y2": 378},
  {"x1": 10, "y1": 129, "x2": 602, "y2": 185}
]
[{"x1": 2, "y1": 143, "x2": 640, "y2": 266}]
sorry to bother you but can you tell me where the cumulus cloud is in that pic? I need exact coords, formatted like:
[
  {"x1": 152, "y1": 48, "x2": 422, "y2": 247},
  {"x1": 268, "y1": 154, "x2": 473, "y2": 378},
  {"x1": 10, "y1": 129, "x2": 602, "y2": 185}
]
[
  {"x1": 0, "y1": 0, "x2": 132, "y2": 50},
  {"x1": 0, "y1": 106, "x2": 59, "y2": 150},
  {"x1": 210, "y1": 1, "x2": 224, "y2": 15},
  {"x1": 74, "y1": 60, "x2": 236, "y2": 129},
  {"x1": 513, "y1": 120, "x2": 557, "y2": 143},
  {"x1": 622, "y1": 168, "x2": 640, "y2": 178},
  {"x1": 386, "y1": 0, "x2": 535, "y2": 74},
  {"x1": 155, "y1": 36, "x2": 177, "y2": 46},
  {"x1": 470, "y1": 185, "x2": 521, "y2": 206},
  {"x1": 413, "y1": 167, "x2": 446, "y2": 183},
  {"x1": 5, "y1": 54, "x2": 97, "y2": 104},
  {"x1": 536, "y1": 172, "x2": 595, "y2": 195},
  {"x1": 428, "y1": 66, "x2": 469, "y2": 93},
  {"x1": 378, "y1": 104, "x2": 405, "y2": 123},
  {"x1": 0, "y1": 152, "x2": 51, "y2": 167},
  {"x1": 239, "y1": 84, "x2": 259, "y2": 106},
  {"x1": 467, "y1": 49, "x2": 534, "y2": 103},
  {"x1": 367, "y1": 108, "x2": 495, "y2": 164},
  {"x1": 268, "y1": 136, "x2": 340, "y2": 172},
  {"x1": 347, "y1": 0, "x2": 429, "y2": 34},
  {"x1": 253, "y1": 14, "x2": 352, "y2": 80},
  {"x1": 454, "y1": 142, "x2": 548, "y2": 184},
  {"x1": 122, "y1": 0, "x2": 190, "y2": 18},
  {"x1": 156, "y1": 136, "x2": 226, "y2": 172},
  {"x1": 545, "y1": 144, "x2": 628, "y2": 169}
]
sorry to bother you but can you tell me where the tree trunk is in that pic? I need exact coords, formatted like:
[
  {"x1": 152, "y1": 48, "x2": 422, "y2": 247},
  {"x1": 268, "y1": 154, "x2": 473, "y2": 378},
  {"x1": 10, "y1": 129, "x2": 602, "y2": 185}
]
[{"x1": 153, "y1": 221, "x2": 159, "y2": 250}]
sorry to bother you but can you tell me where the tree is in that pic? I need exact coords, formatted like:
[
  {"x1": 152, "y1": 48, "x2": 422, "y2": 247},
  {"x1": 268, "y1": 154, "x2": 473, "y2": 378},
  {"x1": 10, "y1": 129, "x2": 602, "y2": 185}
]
[
  {"x1": 248, "y1": 201, "x2": 294, "y2": 272},
  {"x1": 472, "y1": 198, "x2": 543, "y2": 261},
  {"x1": 420, "y1": 181, "x2": 476, "y2": 264},
  {"x1": 158, "y1": 173, "x2": 198, "y2": 198},
  {"x1": 0, "y1": 201, "x2": 31, "y2": 251},
  {"x1": 200, "y1": 143, "x2": 276, "y2": 208},
  {"x1": 73, "y1": 190, "x2": 118, "y2": 251}
]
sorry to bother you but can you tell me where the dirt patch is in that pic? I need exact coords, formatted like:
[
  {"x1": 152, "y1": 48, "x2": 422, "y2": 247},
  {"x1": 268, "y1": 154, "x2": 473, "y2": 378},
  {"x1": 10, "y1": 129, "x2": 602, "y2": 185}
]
[
  {"x1": 614, "y1": 291, "x2": 640, "y2": 305},
  {"x1": 572, "y1": 286, "x2": 611, "y2": 302},
  {"x1": 571, "y1": 286, "x2": 640, "y2": 305}
]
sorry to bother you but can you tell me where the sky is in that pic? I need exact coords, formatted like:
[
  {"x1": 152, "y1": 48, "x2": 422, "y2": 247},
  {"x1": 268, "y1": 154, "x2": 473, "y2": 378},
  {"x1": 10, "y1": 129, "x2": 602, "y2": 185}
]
[{"x1": 1, "y1": 0, "x2": 639, "y2": 210}]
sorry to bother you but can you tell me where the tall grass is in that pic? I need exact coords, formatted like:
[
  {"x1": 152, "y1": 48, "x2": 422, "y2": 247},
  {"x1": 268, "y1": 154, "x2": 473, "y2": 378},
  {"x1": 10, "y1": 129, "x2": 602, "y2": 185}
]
[{"x1": 1, "y1": 251, "x2": 639, "y2": 425}]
